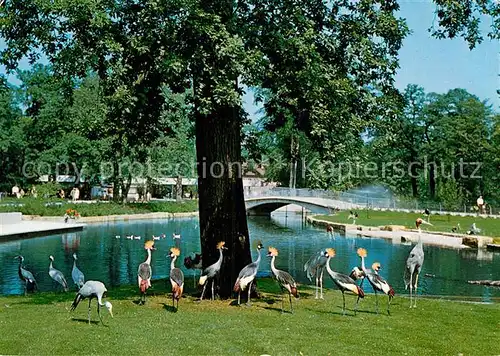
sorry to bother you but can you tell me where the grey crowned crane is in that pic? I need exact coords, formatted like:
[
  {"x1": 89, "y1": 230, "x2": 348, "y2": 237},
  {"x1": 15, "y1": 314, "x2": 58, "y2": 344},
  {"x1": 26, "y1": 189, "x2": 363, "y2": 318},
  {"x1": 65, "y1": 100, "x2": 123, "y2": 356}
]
[
  {"x1": 70, "y1": 280, "x2": 113, "y2": 325},
  {"x1": 137, "y1": 240, "x2": 155, "y2": 305},
  {"x1": 168, "y1": 247, "x2": 184, "y2": 310},
  {"x1": 404, "y1": 238, "x2": 424, "y2": 308},
  {"x1": 199, "y1": 241, "x2": 228, "y2": 301},
  {"x1": 267, "y1": 247, "x2": 299, "y2": 313},
  {"x1": 72, "y1": 253, "x2": 85, "y2": 289},
  {"x1": 357, "y1": 248, "x2": 395, "y2": 315},
  {"x1": 184, "y1": 252, "x2": 202, "y2": 287},
  {"x1": 49, "y1": 255, "x2": 69, "y2": 292},
  {"x1": 233, "y1": 242, "x2": 263, "y2": 306},
  {"x1": 15, "y1": 255, "x2": 37, "y2": 295},
  {"x1": 304, "y1": 249, "x2": 328, "y2": 299},
  {"x1": 323, "y1": 248, "x2": 364, "y2": 315},
  {"x1": 349, "y1": 247, "x2": 371, "y2": 287}
]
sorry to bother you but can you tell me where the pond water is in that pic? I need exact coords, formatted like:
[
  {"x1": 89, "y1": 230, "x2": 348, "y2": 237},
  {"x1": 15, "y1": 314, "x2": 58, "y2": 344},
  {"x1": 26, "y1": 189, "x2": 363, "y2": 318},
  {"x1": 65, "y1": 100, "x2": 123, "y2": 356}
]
[{"x1": 1, "y1": 214, "x2": 499, "y2": 302}]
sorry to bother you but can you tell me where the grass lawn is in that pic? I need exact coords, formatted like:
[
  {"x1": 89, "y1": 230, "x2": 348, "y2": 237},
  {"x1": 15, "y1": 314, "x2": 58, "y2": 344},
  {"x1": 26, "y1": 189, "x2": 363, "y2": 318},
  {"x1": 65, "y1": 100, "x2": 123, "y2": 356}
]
[
  {"x1": 0, "y1": 278, "x2": 498, "y2": 355},
  {"x1": 317, "y1": 210, "x2": 500, "y2": 239}
]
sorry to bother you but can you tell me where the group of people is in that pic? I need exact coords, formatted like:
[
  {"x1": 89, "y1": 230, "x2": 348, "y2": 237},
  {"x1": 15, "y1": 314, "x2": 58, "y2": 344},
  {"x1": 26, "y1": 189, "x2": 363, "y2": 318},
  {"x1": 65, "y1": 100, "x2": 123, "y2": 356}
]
[{"x1": 10, "y1": 184, "x2": 37, "y2": 198}]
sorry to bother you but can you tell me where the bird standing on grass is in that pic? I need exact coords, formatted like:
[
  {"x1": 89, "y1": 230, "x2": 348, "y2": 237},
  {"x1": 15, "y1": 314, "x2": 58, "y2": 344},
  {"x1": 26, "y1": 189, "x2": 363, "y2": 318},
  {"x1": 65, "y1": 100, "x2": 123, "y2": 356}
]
[
  {"x1": 323, "y1": 248, "x2": 364, "y2": 315},
  {"x1": 70, "y1": 280, "x2": 113, "y2": 325},
  {"x1": 199, "y1": 241, "x2": 227, "y2": 301},
  {"x1": 168, "y1": 247, "x2": 184, "y2": 310},
  {"x1": 349, "y1": 248, "x2": 371, "y2": 287},
  {"x1": 415, "y1": 217, "x2": 432, "y2": 232},
  {"x1": 404, "y1": 238, "x2": 424, "y2": 308},
  {"x1": 357, "y1": 248, "x2": 395, "y2": 315},
  {"x1": 49, "y1": 255, "x2": 69, "y2": 292},
  {"x1": 137, "y1": 240, "x2": 155, "y2": 305},
  {"x1": 423, "y1": 208, "x2": 430, "y2": 223},
  {"x1": 348, "y1": 211, "x2": 359, "y2": 224},
  {"x1": 184, "y1": 252, "x2": 203, "y2": 288},
  {"x1": 267, "y1": 247, "x2": 299, "y2": 313},
  {"x1": 15, "y1": 256, "x2": 37, "y2": 295},
  {"x1": 304, "y1": 249, "x2": 327, "y2": 299},
  {"x1": 72, "y1": 253, "x2": 85, "y2": 289},
  {"x1": 234, "y1": 242, "x2": 263, "y2": 306}
]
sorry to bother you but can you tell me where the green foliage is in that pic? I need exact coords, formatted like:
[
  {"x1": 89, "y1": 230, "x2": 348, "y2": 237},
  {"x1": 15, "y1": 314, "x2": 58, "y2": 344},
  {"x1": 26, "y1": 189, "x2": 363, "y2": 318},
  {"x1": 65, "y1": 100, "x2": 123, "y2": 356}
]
[
  {"x1": 437, "y1": 180, "x2": 464, "y2": 211},
  {"x1": 0, "y1": 200, "x2": 198, "y2": 217},
  {"x1": 33, "y1": 182, "x2": 63, "y2": 199},
  {"x1": 430, "y1": 0, "x2": 500, "y2": 49}
]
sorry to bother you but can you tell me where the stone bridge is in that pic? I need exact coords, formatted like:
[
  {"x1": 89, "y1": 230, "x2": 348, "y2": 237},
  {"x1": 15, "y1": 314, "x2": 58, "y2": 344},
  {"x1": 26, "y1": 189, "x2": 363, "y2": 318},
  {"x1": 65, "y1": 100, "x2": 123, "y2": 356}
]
[{"x1": 244, "y1": 188, "x2": 364, "y2": 216}]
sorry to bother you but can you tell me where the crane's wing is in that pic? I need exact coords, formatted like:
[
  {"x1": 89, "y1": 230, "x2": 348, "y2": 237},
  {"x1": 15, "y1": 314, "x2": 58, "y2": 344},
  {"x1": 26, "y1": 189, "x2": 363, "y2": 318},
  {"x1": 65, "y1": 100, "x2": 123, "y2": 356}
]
[
  {"x1": 21, "y1": 268, "x2": 37, "y2": 284},
  {"x1": 276, "y1": 270, "x2": 297, "y2": 288},
  {"x1": 303, "y1": 250, "x2": 327, "y2": 281},
  {"x1": 138, "y1": 262, "x2": 151, "y2": 280},
  {"x1": 237, "y1": 262, "x2": 258, "y2": 279},
  {"x1": 72, "y1": 267, "x2": 85, "y2": 287},
  {"x1": 170, "y1": 268, "x2": 184, "y2": 286}
]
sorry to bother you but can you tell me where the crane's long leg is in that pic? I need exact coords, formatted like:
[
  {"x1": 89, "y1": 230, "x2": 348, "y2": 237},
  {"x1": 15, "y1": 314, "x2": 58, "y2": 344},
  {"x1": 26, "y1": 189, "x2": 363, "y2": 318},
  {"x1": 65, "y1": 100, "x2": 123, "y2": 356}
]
[
  {"x1": 342, "y1": 291, "x2": 346, "y2": 316},
  {"x1": 354, "y1": 295, "x2": 360, "y2": 315},
  {"x1": 211, "y1": 279, "x2": 215, "y2": 301},
  {"x1": 315, "y1": 276, "x2": 319, "y2": 299},
  {"x1": 387, "y1": 295, "x2": 392, "y2": 316},
  {"x1": 319, "y1": 269, "x2": 324, "y2": 300},
  {"x1": 289, "y1": 292, "x2": 293, "y2": 314},
  {"x1": 280, "y1": 288, "x2": 284, "y2": 313},
  {"x1": 247, "y1": 281, "x2": 252, "y2": 306},
  {"x1": 88, "y1": 299, "x2": 92, "y2": 324},
  {"x1": 97, "y1": 302, "x2": 104, "y2": 325},
  {"x1": 24, "y1": 282, "x2": 27, "y2": 297},
  {"x1": 409, "y1": 271, "x2": 413, "y2": 308},
  {"x1": 200, "y1": 281, "x2": 208, "y2": 301},
  {"x1": 414, "y1": 273, "x2": 419, "y2": 308},
  {"x1": 375, "y1": 291, "x2": 379, "y2": 314},
  {"x1": 237, "y1": 290, "x2": 241, "y2": 305}
]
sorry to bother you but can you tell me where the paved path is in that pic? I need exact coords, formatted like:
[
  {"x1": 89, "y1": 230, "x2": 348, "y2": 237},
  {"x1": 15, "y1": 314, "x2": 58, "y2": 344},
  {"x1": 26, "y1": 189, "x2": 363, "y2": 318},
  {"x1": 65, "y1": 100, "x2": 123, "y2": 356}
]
[{"x1": 0, "y1": 213, "x2": 85, "y2": 239}]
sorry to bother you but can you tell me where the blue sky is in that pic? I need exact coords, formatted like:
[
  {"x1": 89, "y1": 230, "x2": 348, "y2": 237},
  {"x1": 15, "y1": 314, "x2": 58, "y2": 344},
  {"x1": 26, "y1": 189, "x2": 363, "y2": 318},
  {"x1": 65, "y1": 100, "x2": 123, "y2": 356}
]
[
  {"x1": 243, "y1": 1, "x2": 500, "y2": 119},
  {"x1": 1, "y1": 1, "x2": 498, "y2": 117}
]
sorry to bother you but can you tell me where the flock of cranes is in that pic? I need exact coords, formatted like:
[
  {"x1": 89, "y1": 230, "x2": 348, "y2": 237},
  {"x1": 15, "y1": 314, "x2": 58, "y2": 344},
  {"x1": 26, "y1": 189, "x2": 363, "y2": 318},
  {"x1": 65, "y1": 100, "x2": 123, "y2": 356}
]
[{"x1": 13, "y1": 231, "x2": 425, "y2": 324}]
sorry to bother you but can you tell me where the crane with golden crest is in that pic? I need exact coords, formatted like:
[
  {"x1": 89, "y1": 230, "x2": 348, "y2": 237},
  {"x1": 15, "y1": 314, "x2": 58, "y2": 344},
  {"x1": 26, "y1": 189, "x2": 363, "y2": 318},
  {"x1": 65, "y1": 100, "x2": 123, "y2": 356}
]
[
  {"x1": 137, "y1": 240, "x2": 155, "y2": 305},
  {"x1": 356, "y1": 248, "x2": 395, "y2": 315},
  {"x1": 199, "y1": 241, "x2": 228, "y2": 301},
  {"x1": 168, "y1": 247, "x2": 184, "y2": 310},
  {"x1": 323, "y1": 248, "x2": 364, "y2": 315},
  {"x1": 267, "y1": 246, "x2": 299, "y2": 313},
  {"x1": 233, "y1": 241, "x2": 263, "y2": 306}
]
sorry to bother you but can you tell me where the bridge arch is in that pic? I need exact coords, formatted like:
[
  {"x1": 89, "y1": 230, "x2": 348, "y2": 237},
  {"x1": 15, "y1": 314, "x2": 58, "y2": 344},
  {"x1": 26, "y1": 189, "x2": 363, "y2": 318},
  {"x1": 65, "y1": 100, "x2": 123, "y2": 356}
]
[{"x1": 245, "y1": 198, "x2": 332, "y2": 216}]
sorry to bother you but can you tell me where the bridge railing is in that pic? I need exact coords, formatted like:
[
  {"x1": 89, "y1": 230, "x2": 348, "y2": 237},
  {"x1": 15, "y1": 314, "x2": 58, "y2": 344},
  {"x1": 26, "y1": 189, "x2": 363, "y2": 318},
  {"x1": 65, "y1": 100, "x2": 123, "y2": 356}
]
[
  {"x1": 244, "y1": 187, "x2": 500, "y2": 215},
  {"x1": 244, "y1": 187, "x2": 394, "y2": 208}
]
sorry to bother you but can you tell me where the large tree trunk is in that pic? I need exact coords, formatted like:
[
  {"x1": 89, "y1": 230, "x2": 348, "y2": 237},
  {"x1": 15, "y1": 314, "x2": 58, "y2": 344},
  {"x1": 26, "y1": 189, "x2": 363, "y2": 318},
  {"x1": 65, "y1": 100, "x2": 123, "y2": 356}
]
[
  {"x1": 195, "y1": 103, "x2": 251, "y2": 299},
  {"x1": 429, "y1": 162, "x2": 436, "y2": 199}
]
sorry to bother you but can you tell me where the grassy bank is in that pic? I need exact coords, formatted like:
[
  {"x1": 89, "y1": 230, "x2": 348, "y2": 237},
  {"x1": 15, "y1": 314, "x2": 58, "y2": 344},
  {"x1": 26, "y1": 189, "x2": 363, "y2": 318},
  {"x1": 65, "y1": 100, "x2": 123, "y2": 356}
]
[
  {"x1": 0, "y1": 278, "x2": 498, "y2": 355},
  {"x1": 0, "y1": 199, "x2": 198, "y2": 217},
  {"x1": 317, "y1": 210, "x2": 500, "y2": 238}
]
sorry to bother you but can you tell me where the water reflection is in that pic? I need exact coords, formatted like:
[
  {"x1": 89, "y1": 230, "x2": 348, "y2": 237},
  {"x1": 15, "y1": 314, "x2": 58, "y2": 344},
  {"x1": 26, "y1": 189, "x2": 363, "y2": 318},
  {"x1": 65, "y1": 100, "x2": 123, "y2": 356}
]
[{"x1": 0, "y1": 213, "x2": 499, "y2": 302}]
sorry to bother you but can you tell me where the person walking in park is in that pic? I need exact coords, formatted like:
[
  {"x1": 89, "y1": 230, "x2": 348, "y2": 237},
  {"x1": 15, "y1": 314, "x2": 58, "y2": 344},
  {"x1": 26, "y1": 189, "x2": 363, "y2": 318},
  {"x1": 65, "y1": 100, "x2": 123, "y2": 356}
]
[
  {"x1": 476, "y1": 195, "x2": 485, "y2": 214},
  {"x1": 11, "y1": 184, "x2": 20, "y2": 198}
]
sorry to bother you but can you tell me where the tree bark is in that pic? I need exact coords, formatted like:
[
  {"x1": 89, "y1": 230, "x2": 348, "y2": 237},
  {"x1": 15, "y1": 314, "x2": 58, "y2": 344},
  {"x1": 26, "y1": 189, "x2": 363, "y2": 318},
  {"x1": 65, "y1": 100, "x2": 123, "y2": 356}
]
[
  {"x1": 195, "y1": 103, "x2": 251, "y2": 299},
  {"x1": 429, "y1": 162, "x2": 436, "y2": 199},
  {"x1": 175, "y1": 175, "x2": 182, "y2": 201}
]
